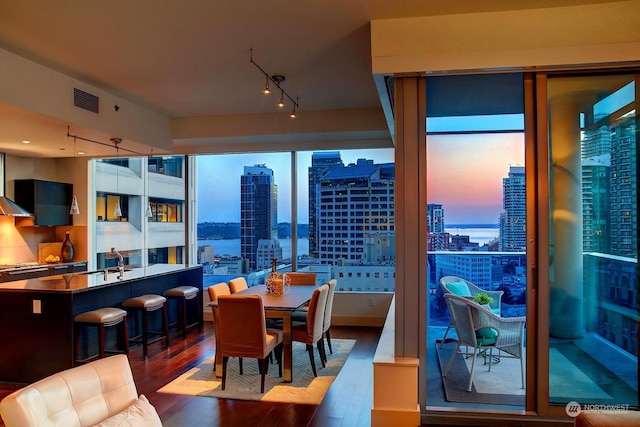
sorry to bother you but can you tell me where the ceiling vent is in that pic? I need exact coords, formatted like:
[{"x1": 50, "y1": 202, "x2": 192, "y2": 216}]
[{"x1": 73, "y1": 88, "x2": 100, "y2": 114}]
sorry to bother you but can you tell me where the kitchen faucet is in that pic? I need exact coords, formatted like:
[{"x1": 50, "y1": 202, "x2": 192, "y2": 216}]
[{"x1": 111, "y1": 248, "x2": 124, "y2": 280}]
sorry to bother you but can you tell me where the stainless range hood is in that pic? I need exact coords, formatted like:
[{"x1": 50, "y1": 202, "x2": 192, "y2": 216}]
[{"x1": 0, "y1": 153, "x2": 33, "y2": 217}]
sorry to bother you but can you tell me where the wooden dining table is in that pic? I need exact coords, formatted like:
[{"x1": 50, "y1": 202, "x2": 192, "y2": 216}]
[{"x1": 208, "y1": 284, "x2": 315, "y2": 383}]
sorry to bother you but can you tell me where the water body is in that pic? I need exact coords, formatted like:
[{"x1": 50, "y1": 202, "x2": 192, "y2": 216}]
[
  {"x1": 198, "y1": 225, "x2": 499, "y2": 257},
  {"x1": 198, "y1": 238, "x2": 309, "y2": 259},
  {"x1": 445, "y1": 225, "x2": 499, "y2": 246}
]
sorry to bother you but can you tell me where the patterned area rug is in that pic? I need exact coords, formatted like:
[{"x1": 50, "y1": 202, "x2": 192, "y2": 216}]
[
  {"x1": 158, "y1": 339, "x2": 355, "y2": 404},
  {"x1": 436, "y1": 341, "x2": 526, "y2": 406}
]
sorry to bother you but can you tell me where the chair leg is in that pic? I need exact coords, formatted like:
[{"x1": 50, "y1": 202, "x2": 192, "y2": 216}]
[
  {"x1": 439, "y1": 322, "x2": 453, "y2": 349},
  {"x1": 467, "y1": 347, "x2": 480, "y2": 392},
  {"x1": 221, "y1": 356, "x2": 229, "y2": 390},
  {"x1": 306, "y1": 344, "x2": 317, "y2": 377},
  {"x1": 275, "y1": 344, "x2": 283, "y2": 378},
  {"x1": 325, "y1": 329, "x2": 333, "y2": 354},
  {"x1": 442, "y1": 342, "x2": 461, "y2": 377},
  {"x1": 239, "y1": 357, "x2": 243, "y2": 375},
  {"x1": 258, "y1": 358, "x2": 268, "y2": 393},
  {"x1": 317, "y1": 340, "x2": 326, "y2": 367}
]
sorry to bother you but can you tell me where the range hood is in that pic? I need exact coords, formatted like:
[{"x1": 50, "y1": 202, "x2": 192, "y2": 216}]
[{"x1": 0, "y1": 153, "x2": 33, "y2": 217}]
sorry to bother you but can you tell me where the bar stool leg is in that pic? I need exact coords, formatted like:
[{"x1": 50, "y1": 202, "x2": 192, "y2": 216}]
[
  {"x1": 142, "y1": 309, "x2": 149, "y2": 358},
  {"x1": 98, "y1": 324, "x2": 106, "y2": 359}
]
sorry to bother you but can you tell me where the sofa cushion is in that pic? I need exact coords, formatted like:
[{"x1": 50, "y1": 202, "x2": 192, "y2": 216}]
[{"x1": 93, "y1": 394, "x2": 162, "y2": 427}]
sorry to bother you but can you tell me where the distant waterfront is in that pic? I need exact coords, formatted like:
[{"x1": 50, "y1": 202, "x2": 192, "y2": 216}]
[
  {"x1": 197, "y1": 225, "x2": 499, "y2": 257},
  {"x1": 198, "y1": 238, "x2": 310, "y2": 260}
]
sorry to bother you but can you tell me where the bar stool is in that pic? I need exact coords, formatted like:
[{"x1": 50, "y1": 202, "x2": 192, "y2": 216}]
[
  {"x1": 122, "y1": 294, "x2": 169, "y2": 358},
  {"x1": 163, "y1": 285, "x2": 202, "y2": 339},
  {"x1": 74, "y1": 307, "x2": 129, "y2": 365}
]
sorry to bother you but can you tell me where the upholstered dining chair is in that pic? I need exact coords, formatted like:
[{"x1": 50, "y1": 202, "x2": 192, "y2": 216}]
[
  {"x1": 291, "y1": 279, "x2": 336, "y2": 355},
  {"x1": 217, "y1": 295, "x2": 283, "y2": 393},
  {"x1": 290, "y1": 283, "x2": 329, "y2": 377},
  {"x1": 228, "y1": 277, "x2": 249, "y2": 294},
  {"x1": 284, "y1": 272, "x2": 317, "y2": 286},
  {"x1": 442, "y1": 293, "x2": 526, "y2": 392},
  {"x1": 439, "y1": 275, "x2": 504, "y2": 347},
  {"x1": 207, "y1": 282, "x2": 242, "y2": 373}
]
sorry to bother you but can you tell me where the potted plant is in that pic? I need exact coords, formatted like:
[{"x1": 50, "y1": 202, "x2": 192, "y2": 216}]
[{"x1": 473, "y1": 292, "x2": 494, "y2": 308}]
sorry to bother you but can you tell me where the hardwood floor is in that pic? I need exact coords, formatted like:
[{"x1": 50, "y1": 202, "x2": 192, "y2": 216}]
[{"x1": 0, "y1": 323, "x2": 382, "y2": 427}]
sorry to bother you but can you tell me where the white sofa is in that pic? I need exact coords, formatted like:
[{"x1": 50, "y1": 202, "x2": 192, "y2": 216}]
[{"x1": 0, "y1": 354, "x2": 162, "y2": 427}]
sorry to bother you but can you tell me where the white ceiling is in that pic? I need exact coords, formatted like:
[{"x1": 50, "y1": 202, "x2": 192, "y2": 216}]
[{"x1": 0, "y1": 0, "x2": 624, "y2": 158}]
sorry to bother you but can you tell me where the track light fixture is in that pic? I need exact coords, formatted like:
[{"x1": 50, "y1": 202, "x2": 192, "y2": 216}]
[{"x1": 250, "y1": 48, "x2": 299, "y2": 116}]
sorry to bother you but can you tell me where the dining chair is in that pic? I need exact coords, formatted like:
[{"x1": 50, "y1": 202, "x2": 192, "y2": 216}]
[
  {"x1": 208, "y1": 282, "x2": 242, "y2": 373},
  {"x1": 290, "y1": 283, "x2": 329, "y2": 377},
  {"x1": 442, "y1": 293, "x2": 526, "y2": 392},
  {"x1": 284, "y1": 272, "x2": 317, "y2": 286},
  {"x1": 217, "y1": 295, "x2": 283, "y2": 393},
  {"x1": 228, "y1": 277, "x2": 249, "y2": 294},
  {"x1": 322, "y1": 279, "x2": 337, "y2": 354}
]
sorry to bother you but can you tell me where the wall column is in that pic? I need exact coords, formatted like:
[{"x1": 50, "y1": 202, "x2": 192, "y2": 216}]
[{"x1": 548, "y1": 94, "x2": 584, "y2": 339}]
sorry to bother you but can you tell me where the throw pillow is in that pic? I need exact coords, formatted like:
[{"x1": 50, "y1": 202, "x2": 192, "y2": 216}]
[
  {"x1": 93, "y1": 394, "x2": 162, "y2": 427},
  {"x1": 446, "y1": 280, "x2": 471, "y2": 297}
]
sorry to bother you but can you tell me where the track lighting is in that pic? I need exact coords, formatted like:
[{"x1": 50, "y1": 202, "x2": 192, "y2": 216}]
[
  {"x1": 250, "y1": 49, "x2": 299, "y2": 116},
  {"x1": 278, "y1": 90, "x2": 285, "y2": 108}
]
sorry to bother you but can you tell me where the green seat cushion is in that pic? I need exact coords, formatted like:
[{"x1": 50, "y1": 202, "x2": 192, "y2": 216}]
[
  {"x1": 476, "y1": 327, "x2": 498, "y2": 345},
  {"x1": 446, "y1": 280, "x2": 471, "y2": 297}
]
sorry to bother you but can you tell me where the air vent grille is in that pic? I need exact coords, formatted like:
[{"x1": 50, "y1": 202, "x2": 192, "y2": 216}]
[{"x1": 73, "y1": 88, "x2": 99, "y2": 114}]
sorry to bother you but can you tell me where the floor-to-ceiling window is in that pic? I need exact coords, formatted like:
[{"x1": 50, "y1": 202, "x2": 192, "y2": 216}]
[
  {"x1": 545, "y1": 72, "x2": 638, "y2": 416},
  {"x1": 424, "y1": 73, "x2": 528, "y2": 411},
  {"x1": 196, "y1": 148, "x2": 394, "y2": 292}
]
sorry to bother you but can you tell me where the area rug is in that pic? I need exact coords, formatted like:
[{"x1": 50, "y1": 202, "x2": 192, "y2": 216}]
[
  {"x1": 158, "y1": 339, "x2": 355, "y2": 404},
  {"x1": 436, "y1": 342, "x2": 526, "y2": 406}
]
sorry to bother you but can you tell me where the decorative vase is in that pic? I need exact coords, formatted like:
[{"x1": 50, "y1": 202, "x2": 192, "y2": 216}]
[{"x1": 61, "y1": 231, "x2": 74, "y2": 262}]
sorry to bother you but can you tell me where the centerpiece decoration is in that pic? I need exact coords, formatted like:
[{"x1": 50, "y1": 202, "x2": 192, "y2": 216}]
[{"x1": 266, "y1": 258, "x2": 291, "y2": 296}]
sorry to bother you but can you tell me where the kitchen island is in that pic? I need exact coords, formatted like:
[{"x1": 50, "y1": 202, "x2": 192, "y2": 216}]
[{"x1": 0, "y1": 264, "x2": 203, "y2": 383}]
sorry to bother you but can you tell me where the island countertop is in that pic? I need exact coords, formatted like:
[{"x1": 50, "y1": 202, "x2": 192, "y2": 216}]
[
  {"x1": 0, "y1": 263, "x2": 203, "y2": 383},
  {"x1": 0, "y1": 264, "x2": 202, "y2": 292}
]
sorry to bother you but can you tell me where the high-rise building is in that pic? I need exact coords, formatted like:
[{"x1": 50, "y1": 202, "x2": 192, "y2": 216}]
[
  {"x1": 499, "y1": 166, "x2": 526, "y2": 252},
  {"x1": 609, "y1": 118, "x2": 637, "y2": 257},
  {"x1": 427, "y1": 203, "x2": 449, "y2": 251},
  {"x1": 317, "y1": 159, "x2": 394, "y2": 263},
  {"x1": 582, "y1": 156, "x2": 611, "y2": 253},
  {"x1": 240, "y1": 164, "x2": 278, "y2": 271},
  {"x1": 308, "y1": 152, "x2": 344, "y2": 256}
]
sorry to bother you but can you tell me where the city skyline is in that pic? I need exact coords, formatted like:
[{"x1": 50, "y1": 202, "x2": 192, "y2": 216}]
[{"x1": 197, "y1": 134, "x2": 523, "y2": 225}]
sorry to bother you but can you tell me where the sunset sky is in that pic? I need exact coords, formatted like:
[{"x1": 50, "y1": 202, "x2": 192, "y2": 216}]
[{"x1": 197, "y1": 133, "x2": 523, "y2": 225}]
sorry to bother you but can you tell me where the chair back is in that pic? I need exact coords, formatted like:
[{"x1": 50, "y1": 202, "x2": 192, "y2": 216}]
[
  {"x1": 285, "y1": 272, "x2": 317, "y2": 286},
  {"x1": 444, "y1": 293, "x2": 478, "y2": 348},
  {"x1": 229, "y1": 277, "x2": 249, "y2": 294},
  {"x1": 217, "y1": 295, "x2": 269, "y2": 359},
  {"x1": 322, "y1": 279, "x2": 337, "y2": 333},
  {"x1": 304, "y1": 284, "x2": 329, "y2": 343},
  {"x1": 208, "y1": 282, "x2": 231, "y2": 303}
]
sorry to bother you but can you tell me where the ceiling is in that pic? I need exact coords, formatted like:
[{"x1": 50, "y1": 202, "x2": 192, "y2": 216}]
[{"x1": 0, "y1": 0, "x2": 625, "y2": 158}]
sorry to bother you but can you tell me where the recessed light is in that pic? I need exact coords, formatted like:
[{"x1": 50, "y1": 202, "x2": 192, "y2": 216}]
[
  {"x1": 21, "y1": 140, "x2": 30, "y2": 144},
  {"x1": 78, "y1": 151, "x2": 85, "y2": 155}
]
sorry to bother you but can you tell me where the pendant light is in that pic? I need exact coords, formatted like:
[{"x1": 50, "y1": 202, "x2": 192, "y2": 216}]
[
  {"x1": 69, "y1": 136, "x2": 80, "y2": 215},
  {"x1": 112, "y1": 138, "x2": 122, "y2": 217},
  {"x1": 145, "y1": 154, "x2": 153, "y2": 218}
]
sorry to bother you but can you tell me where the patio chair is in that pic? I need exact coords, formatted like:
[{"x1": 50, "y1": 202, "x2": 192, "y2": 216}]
[
  {"x1": 442, "y1": 293, "x2": 526, "y2": 392},
  {"x1": 438, "y1": 276, "x2": 504, "y2": 348}
]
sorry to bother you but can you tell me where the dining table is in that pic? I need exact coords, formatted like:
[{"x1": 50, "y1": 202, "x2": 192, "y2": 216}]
[{"x1": 208, "y1": 284, "x2": 316, "y2": 383}]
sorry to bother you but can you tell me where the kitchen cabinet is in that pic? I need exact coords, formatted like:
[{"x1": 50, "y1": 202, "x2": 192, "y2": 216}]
[{"x1": 14, "y1": 179, "x2": 73, "y2": 226}]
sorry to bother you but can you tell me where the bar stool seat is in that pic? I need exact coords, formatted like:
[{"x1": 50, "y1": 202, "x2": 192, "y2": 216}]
[
  {"x1": 163, "y1": 285, "x2": 202, "y2": 339},
  {"x1": 122, "y1": 294, "x2": 169, "y2": 359},
  {"x1": 74, "y1": 307, "x2": 129, "y2": 365}
]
